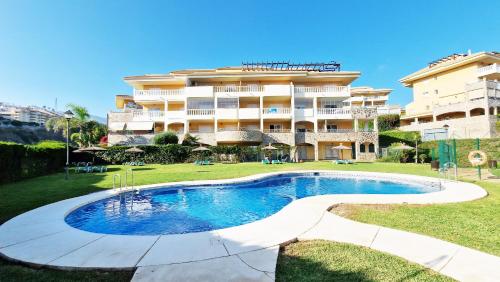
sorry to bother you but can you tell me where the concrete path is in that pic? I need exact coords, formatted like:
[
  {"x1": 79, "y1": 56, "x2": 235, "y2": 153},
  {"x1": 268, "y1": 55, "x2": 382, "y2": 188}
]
[{"x1": 0, "y1": 170, "x2": 497, "y2": 281}]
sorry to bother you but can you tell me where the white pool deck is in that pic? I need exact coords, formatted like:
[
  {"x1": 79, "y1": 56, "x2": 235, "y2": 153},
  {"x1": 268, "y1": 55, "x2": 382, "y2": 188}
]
[{"x1": 0, "y1": 170, "x2": 499, "y2": 282}]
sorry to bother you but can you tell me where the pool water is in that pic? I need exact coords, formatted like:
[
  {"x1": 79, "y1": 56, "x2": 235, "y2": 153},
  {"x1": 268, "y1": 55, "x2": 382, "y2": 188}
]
[{"x1": 65, "y1": 173, "x2": 438, "y2": 235}]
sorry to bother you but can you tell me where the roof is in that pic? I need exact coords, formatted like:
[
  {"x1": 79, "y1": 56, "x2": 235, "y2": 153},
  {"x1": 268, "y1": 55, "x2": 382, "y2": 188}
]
[
  {"x1": 124, "y1": 65, "x2": 361, "y2": 86},
  {"x1": 399, "y1": 51, "x2": 500, "y2": 87}
]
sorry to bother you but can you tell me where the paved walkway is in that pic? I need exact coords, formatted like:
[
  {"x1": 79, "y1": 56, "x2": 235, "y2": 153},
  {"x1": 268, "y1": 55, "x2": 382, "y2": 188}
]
[{"x1": 0, "y1": 171, "x2": 498, "y2": 281}]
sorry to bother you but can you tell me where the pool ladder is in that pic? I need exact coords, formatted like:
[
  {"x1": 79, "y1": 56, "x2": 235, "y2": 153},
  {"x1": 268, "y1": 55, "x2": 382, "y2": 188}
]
[
  {"x1": 112, "y1": 169, "x2": 135, "y2": 191},
  {"x1": 439, "y1": 162, "x2": 458, "y2": 181}
]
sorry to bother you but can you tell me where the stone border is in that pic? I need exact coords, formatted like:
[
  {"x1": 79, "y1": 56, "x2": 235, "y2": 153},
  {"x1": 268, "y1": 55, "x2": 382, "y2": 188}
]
[{"x1": 0, "y1": 171, "x2": 492, "y2": 280}]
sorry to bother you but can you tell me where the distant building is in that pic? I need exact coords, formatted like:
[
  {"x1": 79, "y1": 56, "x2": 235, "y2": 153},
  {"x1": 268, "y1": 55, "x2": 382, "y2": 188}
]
[
  {"x1": 0, "y1": 103, "x2": 59, "y2": 125},
  {"x1": 399, "y1": 51, "x2": 500, "y2": 140},
  {"x1": 350, "y1": 87, "x2": 401, "y2": 115}
]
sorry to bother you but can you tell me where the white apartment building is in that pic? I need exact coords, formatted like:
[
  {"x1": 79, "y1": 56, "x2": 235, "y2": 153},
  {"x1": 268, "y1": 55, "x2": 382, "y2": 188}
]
[{"x1": 108, "y1": 62, "x2": 391, "y2": 161}]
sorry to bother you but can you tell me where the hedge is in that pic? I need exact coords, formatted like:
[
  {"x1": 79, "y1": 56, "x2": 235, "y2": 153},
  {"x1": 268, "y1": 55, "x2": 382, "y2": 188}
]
[
  {"x1": 95, "y1": 144, "x2": 190, "y2": 164},
  {"x1": 379, "y1": 130, "x2": 420, "y2": 147},
  {"x1": 0, "y1": 141, "x2": 68, "y2": 184},
  {"x1": 420, "y1": 138, "x2": 500, "y2": 167}
]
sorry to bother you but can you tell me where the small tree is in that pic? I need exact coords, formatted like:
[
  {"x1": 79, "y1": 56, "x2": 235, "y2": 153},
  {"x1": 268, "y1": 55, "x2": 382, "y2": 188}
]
[
  {"x1": 419, "y1": 153, "x2": 427, "y2": 164},
  {"x1": 181, "y1": 133, "x2": 199, "y2": 146},
  {"x1": 153, "y1": 131, "x2": 179, "y2": 145}
]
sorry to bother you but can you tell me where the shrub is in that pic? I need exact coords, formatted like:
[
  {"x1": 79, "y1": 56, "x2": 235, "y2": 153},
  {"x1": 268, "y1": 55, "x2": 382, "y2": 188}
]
[
  {"x1": 95, "y1": 144, "x2": 190, "y2": 164},
  {"x1": 379, "y1": 130, "x2": 420, "y2": 147},
  {"x1": 0, "y1": 141, "x2": 67, "y2": 184},
  {"x1": 181, "y1": 133, "x2": 199, "y2": 146},
  {"x1": 153, "y1": 132, "x2": 179, "y2": 145},
  {"x1": 419, "y1": 153, "x2": 428, "y2": 164},
  {"x1": 378, "y1": 114, "x2": 400, "y2": 132}
]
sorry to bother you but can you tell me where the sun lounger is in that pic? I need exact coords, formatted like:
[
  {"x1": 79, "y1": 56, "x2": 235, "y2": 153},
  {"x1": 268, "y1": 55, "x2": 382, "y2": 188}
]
[
  {"x1": 272, "y1": 160, "x2": 283, "y2": 164},
  {"x1": 261, "y1": 159, "x2": 271, "y2": 164}
]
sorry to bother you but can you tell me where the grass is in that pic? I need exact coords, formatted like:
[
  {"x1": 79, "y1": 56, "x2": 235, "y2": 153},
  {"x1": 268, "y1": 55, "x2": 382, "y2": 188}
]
[
  {"x1": 276, "y1": 240, "x2": 452, "y2": 282},
  {"x1": 331, "y1": 179, "x2": 500, "y2": 256},
  {"x1": 0, "y1": 260, "x2": 133, "y2": 282},
  {"x1": 0, "y1": 162, "x2": 497, "y2": 281}
]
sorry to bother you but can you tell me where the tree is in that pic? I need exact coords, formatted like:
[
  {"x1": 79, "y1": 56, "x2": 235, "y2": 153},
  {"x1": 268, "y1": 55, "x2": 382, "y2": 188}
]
[
  {"x1": 153, "y1": 131, "x2": 179, "y2": 145},
  {"x1": 45, "y1": 104, "x2": 106, "y2": 147},
  {"x1": 181, "y1": 133, "x2": 199, "y2": 146}
]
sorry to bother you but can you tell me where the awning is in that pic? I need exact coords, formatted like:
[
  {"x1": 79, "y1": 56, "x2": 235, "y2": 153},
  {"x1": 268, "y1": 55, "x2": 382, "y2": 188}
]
[
  {"x1": 108, "y1": 122, "x2": 125, "y2": 131},
  {"x1": 126, "y1": 121, "x2": 154, "y2": 131}
]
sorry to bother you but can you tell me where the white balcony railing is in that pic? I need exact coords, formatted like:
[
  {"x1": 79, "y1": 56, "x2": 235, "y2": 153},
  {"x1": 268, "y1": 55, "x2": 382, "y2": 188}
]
[
  {"x1": 317, "y1": 108, "x2": 352, "y2": 116},
  {"x1": 132, "y1": 110, "x2": 164, "y2": 121},
  {"x1": 134, "y1": 89, "x2": 185, "y2": 99},
  {"x1": 295, "y1": 85, "x2": 349, "y2": 97},
  {"x1": 238, "y1": 108, "x2": 260, "y2": 119},
  {"x1": 166, "y1": 110, "x2": 185, "y2": 119},
  {"x1": 262, "y1": 108, "x2": 291, "y2": 115},
  {"x1": 477, "y1": 63, "x2": 499, "y2": 76},
  {"x1": 187, "y1": 109, "x2": 215, "y2": 116},
  {"x1": 317, "y1": 128, "x2": 355, "y2": 133},
  {"x1": 214, "y1": 85, "x2": 264, "y2": 93}
]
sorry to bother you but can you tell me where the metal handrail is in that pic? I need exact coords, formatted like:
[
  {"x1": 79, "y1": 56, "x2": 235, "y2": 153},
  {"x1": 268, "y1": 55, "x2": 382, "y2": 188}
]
[
  {"x1": 113, "y1": 174, "x2": 122, "y2": 191},
  {"x1": 125, "y1": 168, "x2": 134, "y2": 189}
]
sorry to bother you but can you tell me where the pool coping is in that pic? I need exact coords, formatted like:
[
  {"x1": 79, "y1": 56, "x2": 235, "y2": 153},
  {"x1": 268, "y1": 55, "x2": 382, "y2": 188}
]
[{"x1": 0, "y1": 170, "x2": 492, "y2": 279}]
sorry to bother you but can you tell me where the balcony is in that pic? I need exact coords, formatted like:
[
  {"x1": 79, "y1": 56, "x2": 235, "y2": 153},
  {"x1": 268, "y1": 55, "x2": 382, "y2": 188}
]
[
  {"x1": 316, "y1": 128, "x2": 357, "y2": 142},
  {"x1": 214, "y1": 85, "x2": 263, "y2": 97},
  {"x1": 132, "y1": 110, "x2": 164, "y2": 122},
  {"x1": 477, "y1": 63, "x2": 500, "y2": 77},
  {"x1": 262, "y1": 129, "x2": 294, "y2": 145},
  {"x1": 262, "y1": 107, "x2": 291, "y2": 119},
  {"x1": 186, "y1": 109, "x2": 215, "y2": 119},
  {"x1": 133, "y1": 89, "x2": 184, "y2": 101},
  {"x1": 316, "y1": 108, "x2": 352, "y2": 119},
  {"x1": 166, "y1": 110, "x2": 185, "y2": 120},
  {"x1": 215, "y1": 129, "x2": 263, "y2": 143},
  {"x1": 294, "y1": 85, "x2": 350, "y2": 98}
]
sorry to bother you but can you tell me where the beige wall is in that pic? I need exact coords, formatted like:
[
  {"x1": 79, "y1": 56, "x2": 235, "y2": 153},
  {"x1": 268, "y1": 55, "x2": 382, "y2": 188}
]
[
  {"x1": 318, "y1": 142, "x2": 353, "y2": 160},
  {"x1": 406, "y1": 63, "x2": 480, "y2": 116},
  {"x1": 239, "y1": 99, "x2": 260, "y2": 108},
  {"x1": 167, "y1": 102, "x2": 184, "y2": 111},
  {"x1": 168, "y1": 123, "x2": 184, "y2": 132},
  {"x1": 140, "y1": 103, "x2": 164, "y2": 110}
]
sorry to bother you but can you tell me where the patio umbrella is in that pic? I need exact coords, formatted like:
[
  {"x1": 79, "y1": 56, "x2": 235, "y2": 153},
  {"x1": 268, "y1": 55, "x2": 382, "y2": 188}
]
[
  {"x1": 391, "y1": 143, "x2": 414, "y2": 150},
  {"x1": 78, "y1": 145, "x2": 107, "y2": 163},
  {"x1": 262, "y1": 143, "x2": 277, "y2": 150},
  {"x1": 192, "y1": 145, "x2": 210, "y2": 152},
  {"x1": 125, "y1": 146, "x2": 144, "y2": 162},
  {"x1": 333, "y1": 143, "x2": 351, "y2": 160}
]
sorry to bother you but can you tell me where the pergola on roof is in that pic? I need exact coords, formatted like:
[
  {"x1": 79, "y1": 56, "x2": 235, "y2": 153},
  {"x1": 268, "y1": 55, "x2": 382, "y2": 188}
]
[{"x1": 241, "y1": 60, "x2": 341, "y2": 72}]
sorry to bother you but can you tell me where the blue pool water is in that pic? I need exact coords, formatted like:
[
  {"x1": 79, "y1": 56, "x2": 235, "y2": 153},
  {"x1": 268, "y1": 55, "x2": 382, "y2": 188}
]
[{"x1": 65, "y1": 173, "x2": 438, "y2": 235}]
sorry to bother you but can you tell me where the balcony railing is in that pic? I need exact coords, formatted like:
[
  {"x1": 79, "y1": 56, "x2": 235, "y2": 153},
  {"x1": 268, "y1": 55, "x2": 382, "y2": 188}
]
[
  {"x1": 132, "y1": 110, "x2": 164, "y2": 121},
  {"x1": 134, "y1": 89, "x2": 185, "y2": 98},
  {"x1": 262, "y1": 108, "x2": 291, "y2": 115},
  {"x1": 217, "y1": 127, "x2": 260, "y2": 132},
  {"x1": 214, "y1": 85, "x2": 264, "y2": 93},
  {"x1": 187, "y1": 109, "x2": 215, "y2": 116},
  {"x1": 477, "y1": 63, "x2": 499, "y2": 76},
  {"x1": 263, "y1": 128, "x2": 291, "y2": 133},
  {"x1": 295, "y1": 85, "x2": 348, "y2": 93},
  {"x1": 317, "y1": 128, "x2": 355, "y2": 133},
  {"x1": 317, "y1": 108, "x2": 352, "y2": 115}
]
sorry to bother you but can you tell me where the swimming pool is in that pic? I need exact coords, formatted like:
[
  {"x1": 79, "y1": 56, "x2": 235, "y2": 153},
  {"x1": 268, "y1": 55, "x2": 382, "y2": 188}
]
[{"x1": 65, "y1": 173, "x2": 439, "y2": 235}]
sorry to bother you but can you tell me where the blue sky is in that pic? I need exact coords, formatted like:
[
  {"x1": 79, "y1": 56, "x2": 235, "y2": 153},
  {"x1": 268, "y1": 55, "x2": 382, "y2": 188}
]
[{"x1": 1, "y1": 0, "x2": 499, "y2": 117}]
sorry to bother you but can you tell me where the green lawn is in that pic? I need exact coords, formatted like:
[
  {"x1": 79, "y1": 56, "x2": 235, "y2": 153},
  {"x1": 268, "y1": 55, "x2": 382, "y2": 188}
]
[
  {"x1": 277, "y1": 240, "x2": 452, "y2": 282},
  {"x1": 0, "y1": 162, "x2": 497, "y2": 281}
]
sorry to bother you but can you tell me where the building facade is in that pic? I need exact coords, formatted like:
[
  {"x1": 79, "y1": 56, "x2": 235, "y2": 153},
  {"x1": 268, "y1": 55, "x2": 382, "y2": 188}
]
[
  {"x1": 108, "y1": 62, "x2": 388, "y2": 161},
  {"x1": 399, "y1": 51, "x2": 500, "y2": 140},
  {"x1": 0, "y1": 103, "x2": 59, "y2": 125}
]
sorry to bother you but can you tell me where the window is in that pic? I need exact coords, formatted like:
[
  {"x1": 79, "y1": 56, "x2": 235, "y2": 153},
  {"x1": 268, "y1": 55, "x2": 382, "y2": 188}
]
[
  {"x1": 269, "y1": 124, "x2": 282, "y2": 132},
  {"x1": 368, "y1": 143, "x2": 375, "y2": 153},
  {"x1": 326, "y1": 124, "x2": 337, "y2": 132},
  {"x1": 360, "y1": 144, "x2": 366, "y2": 152}
]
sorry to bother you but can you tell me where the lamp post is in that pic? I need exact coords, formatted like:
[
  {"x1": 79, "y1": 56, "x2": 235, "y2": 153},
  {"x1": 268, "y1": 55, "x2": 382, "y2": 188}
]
[{"x1": 64, "y1": 110, "x2": 74, "y2": 180}]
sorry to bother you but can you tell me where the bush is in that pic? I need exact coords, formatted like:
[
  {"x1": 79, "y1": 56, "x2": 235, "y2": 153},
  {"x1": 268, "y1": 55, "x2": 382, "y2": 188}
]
[
  {"x1": 95, "y1": 144, "x2": 190, "y2": 164},
  {"x1": 379, "y1": 130, "x2": 420, "y2": 147},
  {"x1": 0, "y1": 141, "x2": 67, "y2": 184},
  {"x1": 153, "y1": 132, "x2": 179, "y2": 145},
  {"x1": 378, "y1": 114, "x2": 400, "y2": 132}
]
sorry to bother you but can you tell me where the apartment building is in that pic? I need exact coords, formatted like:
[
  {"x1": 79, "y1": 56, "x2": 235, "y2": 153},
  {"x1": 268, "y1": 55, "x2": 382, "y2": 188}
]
[
  {"x1": 399, "y1": 51, "x2": 500, "y2": 140},
  {"x1": 350, "y1": 86, "x2": 401, "y2": 115},
  {"x1": 0, "y1": 103, "x2": 59, "y2": 125},
  {"x1": 108, "y1": 61, "x2": 386, "y2": 161}
]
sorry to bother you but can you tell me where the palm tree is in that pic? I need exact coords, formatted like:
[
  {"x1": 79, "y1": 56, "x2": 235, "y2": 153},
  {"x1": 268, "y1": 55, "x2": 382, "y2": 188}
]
[{"x1": 46, "y1": 104, "x2": 106, "y2": 147}]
